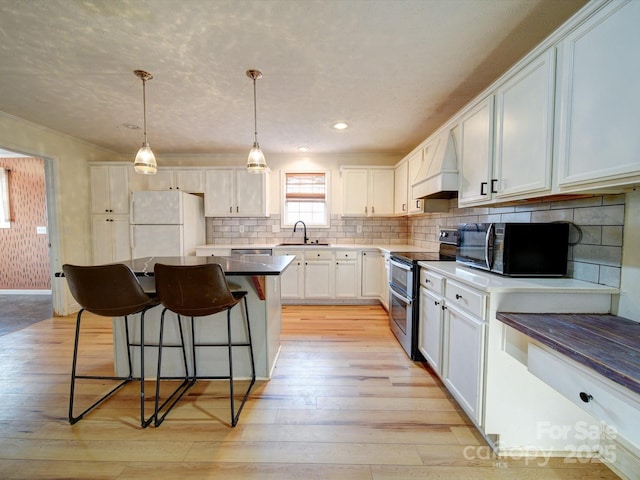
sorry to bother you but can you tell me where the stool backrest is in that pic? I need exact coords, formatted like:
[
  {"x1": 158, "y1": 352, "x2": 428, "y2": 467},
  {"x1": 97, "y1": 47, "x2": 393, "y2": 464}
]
[
  {"x1": 154, "y1": 263, "x2": 239, "y2": 317},
  {"x1": 63, "y1": 263, "x2": 157, "y2": 317}
]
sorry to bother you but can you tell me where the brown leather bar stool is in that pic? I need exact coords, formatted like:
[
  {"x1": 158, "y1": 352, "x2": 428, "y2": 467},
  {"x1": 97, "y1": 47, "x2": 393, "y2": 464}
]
[
  {"x1": 153, "y1": 263, "x2": 256, "y2": 427},
  {"x1": 63, "y1": 263, "x2": 188, "y2": 427}
]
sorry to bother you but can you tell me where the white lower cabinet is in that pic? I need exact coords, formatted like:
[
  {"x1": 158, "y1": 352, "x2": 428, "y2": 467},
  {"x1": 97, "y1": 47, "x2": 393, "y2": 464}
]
[
  {"x1": 279, "y1": 251, "x2": 304, "y2": 300},
  {"x1": 418, "y1": 286, "x2": 444, "y2": 376},
  {"x1": 361, "y1": 250, "x2": 383, "y2": 299},
  {"x1": 274, "y1": 247, "x2": 389, "y2": 304},
  {"x1": 92, "y1": 215, "x2": 130, "y2": 265},
  {"x1": 335, "y1": 251, "x2": 359, "y2": 299},
  {"x1": 442, "y1": 303, "x2": 485, "y2": 425},
  {"x1": 304, "y1": 250, "x2": 335, "y2": 299},
  {"x1": 418, "y1": 268, "x2": 486, "y2": 425}
]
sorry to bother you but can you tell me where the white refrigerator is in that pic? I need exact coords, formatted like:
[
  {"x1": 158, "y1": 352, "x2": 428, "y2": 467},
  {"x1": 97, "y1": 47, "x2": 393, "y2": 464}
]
[{"x1": 130, "y1": 190, "x2": 205, "y2": 257}]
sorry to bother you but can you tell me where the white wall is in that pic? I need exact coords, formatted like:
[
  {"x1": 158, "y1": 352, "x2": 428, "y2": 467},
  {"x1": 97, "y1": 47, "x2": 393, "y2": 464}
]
[{"x1": 0, "y1": 112, "x2": 116, "y2": 313}]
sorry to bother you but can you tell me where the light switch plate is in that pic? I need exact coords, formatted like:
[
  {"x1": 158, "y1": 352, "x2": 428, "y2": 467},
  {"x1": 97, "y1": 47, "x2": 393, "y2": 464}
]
[{"x1": 36, "y1": 226, "x2": 47, "y2": 235}]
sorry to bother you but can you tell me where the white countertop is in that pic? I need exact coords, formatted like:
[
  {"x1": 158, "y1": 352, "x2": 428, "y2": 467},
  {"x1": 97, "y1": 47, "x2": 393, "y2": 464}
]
[
  {"x1": 418, "y1": 261, "x2": 620, "y2": 294},
  {"x1": 196, "y1": 243, "x2": 427, "y2": 253}
]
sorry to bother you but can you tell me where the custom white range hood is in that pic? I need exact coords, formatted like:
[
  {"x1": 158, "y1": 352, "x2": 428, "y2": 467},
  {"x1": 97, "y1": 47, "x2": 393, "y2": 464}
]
[{"x1": 411, "y1": 128, "x2": 459, "y2": 202}]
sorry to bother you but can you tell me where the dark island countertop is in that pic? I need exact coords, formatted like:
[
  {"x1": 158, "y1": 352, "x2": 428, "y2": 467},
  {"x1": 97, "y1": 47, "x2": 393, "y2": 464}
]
[
  {"x1": 496, "y1": 312, "x2": 640, "y2": 396},
  {"x1": 122, "y1": 255, "x2": 295, "y2": 277}
]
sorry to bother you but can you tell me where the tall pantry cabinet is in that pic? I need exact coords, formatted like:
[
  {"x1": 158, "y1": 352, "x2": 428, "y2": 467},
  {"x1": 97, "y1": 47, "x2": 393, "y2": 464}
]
[{"x1": 89, "y1": 163, "x2": 132, "y2": 264}]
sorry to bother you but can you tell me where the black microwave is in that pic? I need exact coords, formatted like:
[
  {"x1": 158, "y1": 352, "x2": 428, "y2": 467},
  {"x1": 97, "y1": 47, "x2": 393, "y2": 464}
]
[{"x1": 456, "y1": 223, "x2": 570, "y2": 276}]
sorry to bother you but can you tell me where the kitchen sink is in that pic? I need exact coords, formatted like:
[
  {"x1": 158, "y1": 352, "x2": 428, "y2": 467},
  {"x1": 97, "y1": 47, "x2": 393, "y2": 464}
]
[{"x1": 276, "y1": 242, "x2": 330, "y2": 246}]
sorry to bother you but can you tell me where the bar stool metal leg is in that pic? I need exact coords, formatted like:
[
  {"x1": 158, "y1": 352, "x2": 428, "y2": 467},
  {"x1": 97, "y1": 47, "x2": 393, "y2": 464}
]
[{"x1": 153, "y1": 309, "x2": 194, "y2": 427}]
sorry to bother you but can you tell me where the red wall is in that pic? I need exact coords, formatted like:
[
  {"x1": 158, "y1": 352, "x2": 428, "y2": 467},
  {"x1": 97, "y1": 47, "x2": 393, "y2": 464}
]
[{"x1": 0, "y1": 157, "x2": 50, "y2": 290}]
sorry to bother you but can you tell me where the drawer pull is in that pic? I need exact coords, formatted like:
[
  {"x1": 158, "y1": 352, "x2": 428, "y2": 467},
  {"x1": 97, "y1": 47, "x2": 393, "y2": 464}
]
[
  {"x1": 455, "y1": 294, "x2": 462, "y2": 300},
  {"x1": 579, "y1": 392, "x2": 593, "y2": 403}
]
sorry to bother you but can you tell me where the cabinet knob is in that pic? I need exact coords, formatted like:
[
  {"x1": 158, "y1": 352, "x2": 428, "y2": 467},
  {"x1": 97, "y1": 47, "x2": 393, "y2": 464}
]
[
  {"x1": 425, "y1": 279, "x2": 431, "y2": 283},
  {"x1": 455, "y1": 293, "x2": 462, "y2": 300},
  {"x1": 579, "y1": 392, "x2": 593, "y2": 403},
  {"x1": 434, "y1": 301, "x2": 439, "y2": 306}
]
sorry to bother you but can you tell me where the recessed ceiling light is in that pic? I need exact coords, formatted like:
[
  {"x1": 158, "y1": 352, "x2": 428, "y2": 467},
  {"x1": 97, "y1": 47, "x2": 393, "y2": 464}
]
[
  {"x1": 332, "y1": 122, "x2": 349, "y2": 130},
  {"x1": 297, "y1": 146, "x2": 310, "y2": 152},
  {"x1": 123, "y1": 123, "x2": 140, "y2": 130}
]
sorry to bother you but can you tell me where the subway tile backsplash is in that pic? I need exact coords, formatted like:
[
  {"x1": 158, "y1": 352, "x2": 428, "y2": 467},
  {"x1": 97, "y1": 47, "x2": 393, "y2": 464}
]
[
  {"x1": 205, "y1": 193, "x2": 625, "y2": 288},
  {"x1": 408, "y1": 194, "x2": 625, "y2": 288},
  {"x1": 205, "y1": 215, "x2": 409, "y2": 246}
]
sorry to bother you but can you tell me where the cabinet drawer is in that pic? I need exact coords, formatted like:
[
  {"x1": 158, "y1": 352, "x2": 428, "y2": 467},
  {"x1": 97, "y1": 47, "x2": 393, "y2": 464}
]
[
  {"x1": 528, "y1": 343, "x2": 640, "y2": 448},
  {"x1": 335, "y1": 250, "x2": 358, "y2": 260},
  {"x1": 304, "y1": 250, "x2": 334, "y2": 261},
  {"x1": 445, "y1": 279, "x2": 485, "y2": 319},
  {"x1": 420, "y1": 269, "x2": 444, "y2": 294}
]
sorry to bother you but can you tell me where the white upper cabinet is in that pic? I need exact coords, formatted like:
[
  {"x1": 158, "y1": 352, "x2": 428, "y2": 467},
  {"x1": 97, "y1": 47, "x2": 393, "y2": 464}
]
[
  {"x1": 142, "y1": 168, "x2": 205, "y2": 193},
  {"x1": 493, "y1": 48, "x2": 555, "y2": 200},
  {"x1": 555, "y1": 0, "x2": 640, "y2": 191},
  {"x1": 407, "y1": 150, "x2": 424, "y2": 214},
  {"x1": 342, "y1": 167, "x2": 394, "y2": 216},
  {"x1": 204, "y1": 168, "x2": 268, "y2": 217},
  {"x1": 458, "y1": 97, "x2": 494, "y2": 207},
  {"x1": 394, "y1": 160, "x2": 408, "y2": 214},
  {"x1": 90, "y1": 164, "x2": 130, "y2": 215}
]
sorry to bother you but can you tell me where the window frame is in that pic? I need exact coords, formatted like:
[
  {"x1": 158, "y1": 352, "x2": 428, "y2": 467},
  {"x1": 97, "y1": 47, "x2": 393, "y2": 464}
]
[
  {"x1": 280, "y1": 170, "x2": 331, "y2": 228},
  {"x1": 0, "y1": 168, "x2": 10, "y2": 229}
]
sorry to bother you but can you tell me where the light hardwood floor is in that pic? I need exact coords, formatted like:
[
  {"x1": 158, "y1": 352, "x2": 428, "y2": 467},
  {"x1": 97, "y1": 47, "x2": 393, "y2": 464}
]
[{"x1": 0, "y1": 304, "x2": 619, "y2": 479}]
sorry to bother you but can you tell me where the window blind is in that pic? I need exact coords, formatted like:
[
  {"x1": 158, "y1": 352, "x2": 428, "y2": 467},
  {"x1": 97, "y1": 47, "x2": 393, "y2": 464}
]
[{"x1": 285, "y1": 172, "x2": 326, "y2": 202}]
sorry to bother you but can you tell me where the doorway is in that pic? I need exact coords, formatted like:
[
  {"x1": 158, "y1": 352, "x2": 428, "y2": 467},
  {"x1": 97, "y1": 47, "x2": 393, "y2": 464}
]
[{"x1": 0, "y1": 147, "x2": 61, "y2": 326}]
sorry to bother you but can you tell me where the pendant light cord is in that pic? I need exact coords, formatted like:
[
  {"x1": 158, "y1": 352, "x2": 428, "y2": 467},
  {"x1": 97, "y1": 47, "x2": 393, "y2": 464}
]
[
  {"x1": 253, "y1": 77, "x2": 258, "y2": 144},
  {"x1": 142, "y1": 77, "x2": 148, "y2": 144}
]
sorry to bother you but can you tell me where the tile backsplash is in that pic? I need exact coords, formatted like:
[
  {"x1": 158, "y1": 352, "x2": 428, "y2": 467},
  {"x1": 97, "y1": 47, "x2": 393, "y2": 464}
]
[
  {"x1": 206, "y1": 193, "x2": 625, "y2": 288},
  {"x1": 409, "y1": 194, "x2": 625, "y2": 288},
  {"x1": 206, "y1": 215, "x2": 409, "y2": 246}
]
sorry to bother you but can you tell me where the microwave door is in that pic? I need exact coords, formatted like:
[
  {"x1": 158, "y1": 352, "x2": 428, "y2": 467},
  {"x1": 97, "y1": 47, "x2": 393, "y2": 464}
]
[
  {"x1": 485, "y1": 223, "x2": 495, "y2": 270},
  {"x1": 457, "y1": 225, "x2": 492, "y2": 271}
]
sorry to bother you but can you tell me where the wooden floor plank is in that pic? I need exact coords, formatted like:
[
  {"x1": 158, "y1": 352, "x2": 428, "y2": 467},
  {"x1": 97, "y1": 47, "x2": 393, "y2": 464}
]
[{"x1": 0, "y1": 304, "x2": 620, "y2": 479}]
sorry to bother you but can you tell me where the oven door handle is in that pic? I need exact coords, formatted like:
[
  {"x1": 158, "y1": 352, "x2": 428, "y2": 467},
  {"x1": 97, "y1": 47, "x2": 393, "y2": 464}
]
[
  {"x1": 390, "y1": 286, "x2": 412, "y2": 305},
  {"x1": 389, "y1": 259, "x2": 412, "y2": 272}
]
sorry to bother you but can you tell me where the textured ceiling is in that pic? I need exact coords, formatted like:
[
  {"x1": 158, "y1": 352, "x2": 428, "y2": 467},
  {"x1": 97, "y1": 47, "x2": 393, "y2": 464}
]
[{"x1": 0, "y1": 0, "x2": 587, "y2": 157}]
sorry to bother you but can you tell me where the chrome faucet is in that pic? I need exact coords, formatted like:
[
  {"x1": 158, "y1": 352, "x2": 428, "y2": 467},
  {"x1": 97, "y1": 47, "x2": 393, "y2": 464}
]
[{"x1": 293, "y1": 220, "x2": 309, "y2": 244}]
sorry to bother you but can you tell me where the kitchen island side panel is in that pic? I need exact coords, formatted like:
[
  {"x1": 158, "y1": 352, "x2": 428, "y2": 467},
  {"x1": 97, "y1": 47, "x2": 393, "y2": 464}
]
[{"x1": 113, "y1": 274, "x2": 281, "y2": 380}]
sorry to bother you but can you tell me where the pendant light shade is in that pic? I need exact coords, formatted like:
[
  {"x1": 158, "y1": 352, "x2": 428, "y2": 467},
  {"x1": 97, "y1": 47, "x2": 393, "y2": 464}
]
[
  {"x1": 133, "y1": 70, "x2": 157, "y2": 175},
  {"x1": 246, "y1": 69, "x2": 267, "y2": 174}
]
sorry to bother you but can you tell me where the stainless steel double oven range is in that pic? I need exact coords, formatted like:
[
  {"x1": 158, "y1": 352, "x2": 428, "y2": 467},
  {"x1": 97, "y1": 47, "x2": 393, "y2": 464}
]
[{"x1": 388, "y1": 229, "x2": 457, "y2": 360}]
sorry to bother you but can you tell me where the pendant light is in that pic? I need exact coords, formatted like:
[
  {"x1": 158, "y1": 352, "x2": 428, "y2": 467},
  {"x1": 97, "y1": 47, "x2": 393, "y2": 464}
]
[
  {"x1": 133, "y1": 70, "x2": 157, "y2": 175},
  {"x1": 246, "y1": 69, "x2": 267, "y2": 173}
]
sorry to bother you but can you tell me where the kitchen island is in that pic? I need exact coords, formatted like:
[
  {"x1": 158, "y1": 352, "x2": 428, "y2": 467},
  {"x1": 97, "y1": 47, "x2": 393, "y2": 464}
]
[{"x1": 112, "y1": 255, "x2": 295, "y2": 380}]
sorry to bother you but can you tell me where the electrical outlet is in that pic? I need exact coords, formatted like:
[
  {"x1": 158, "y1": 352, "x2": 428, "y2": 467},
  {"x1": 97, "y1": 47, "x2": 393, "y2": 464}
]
[
  {"x1": 272, "y1": 224, "x2": 280, "y2": 233},
  {"x1": 356, "y1": 225, "x2": 362, "y2": 233},
  {"x1": 239, "y1": 225, "x2": 245, "y2": 233}
]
